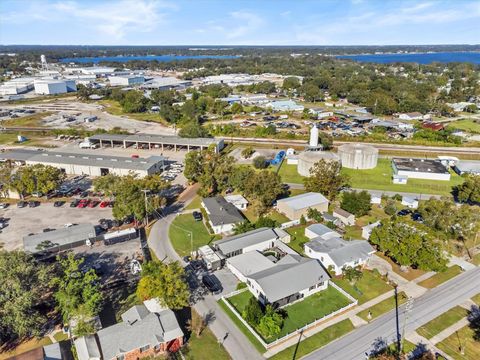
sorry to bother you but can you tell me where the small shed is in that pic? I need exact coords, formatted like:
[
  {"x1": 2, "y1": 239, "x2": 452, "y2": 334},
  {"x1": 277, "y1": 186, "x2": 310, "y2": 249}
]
[
  {"x1": 333, "y1": 208, "x2": 356, "y2": 226},
  {"x1": 370, "y1": 195, "x2": 382, "y2": 205},
  {"x1": 393, "y1": 174, "x2": 408, "y2": 184},
  {"x1": 401, "y1": 196, "x2": 419, "y2": 209},
  {"x1": 198, "y1": 245, "x2": 223, "y2": 270}
]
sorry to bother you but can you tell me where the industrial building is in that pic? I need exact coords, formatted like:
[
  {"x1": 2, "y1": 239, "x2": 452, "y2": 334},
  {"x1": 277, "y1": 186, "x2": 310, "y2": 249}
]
[
  {"x1": 266, "y1": 100, "x2": 304, "y2": 112},
  {"x1": 34, "y1": 78, "x2": 77, "y2": 95},
  {"x1": 0, "y1": 77, "x2": 35, "y2": 95},
  {"x1": 88, "y1": 133, "x2": 224, "y2": 153},
  {"x1": 453, "y1": 161, "x2": 480, "y2": 175},
  {"x1": 140, "y1": 76, "x2": 192, "y2": 91},
  {"x1": 108, "y1": 75, "x2": 145, "y2": 86},
  {"x1": 392, "y1": 158, "x2": 451, "y2": 181},
  {"x1": 276, "y1": 192, "x2": 329, "y2": 220},
  {"x1": 0, "y1": 149, "x2": 165, "y2": 178},
  {"x1": 338, "y1": 144, "x2": 378, "y2": 169},
  {"x1": 297, "y1": 151, "x2": 339, "y2": 176}
]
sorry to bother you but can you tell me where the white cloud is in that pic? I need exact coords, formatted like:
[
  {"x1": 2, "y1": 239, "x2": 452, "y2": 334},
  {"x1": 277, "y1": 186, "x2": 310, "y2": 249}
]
[{"x1": 227, "y1": 11, "x2": 264, "y2": 39}]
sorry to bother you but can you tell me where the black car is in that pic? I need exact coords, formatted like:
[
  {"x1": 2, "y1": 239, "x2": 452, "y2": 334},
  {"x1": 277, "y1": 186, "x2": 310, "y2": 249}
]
[
  {"x1": 192, "y1": 211, "x2": 203, "y2": 222},
  {"x1": 412, "y1": 212, "x2": 423, "y2": 222},
  {"x1": 28, "y1": 200, "x2": 39, "y2": 208},
  {"x1": 80, "y1": 191, "x2": 89, "y2": 198},
  {"x1": 397, "y1": 209, "x2": 412, "y2": 216},
  {"x1": 202, "y1": 274, "x2": 222, "y2": 294},
  {"x1": 46, "y1": 191, "x2": 58, "y2": 199},
  {"x1": 123, "y1": 215, "x2": 134, "y2": 224},
  {"x1": 54, "y1": 201, "x2": 65, "y2": 207},
  {"x1": 17, "y1": 201, "x2": 28, "y2": 208},
  {"x1": 70, "y1": 199, "x2": 80, "y2": 207}
]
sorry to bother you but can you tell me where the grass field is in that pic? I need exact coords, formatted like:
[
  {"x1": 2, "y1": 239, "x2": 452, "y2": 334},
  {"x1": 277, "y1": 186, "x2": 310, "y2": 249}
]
[
  {"x1": 277, "y1": 159, "x2": 462, "y2": 196},
  {"x1": 342, "y1": 158, "x2": 463, "y2": 196},
  {"x1": 98, "y1": 99, "x2": 167, "y2": 124},
  {"x1": 416, "y1": 306, "x2": 468, "y2": 339},
  {"x1": 227, "y1": 286, "x2": 352, "y2": 341},
  {"x1": 0, "y1": 337, "x2": 52, "y2": 360},
  {"x1": 417, "y1": 265, "x2": 463, "y2": 289},
  {"x1": 357, "y1": 291, "x2": 408, "y2": 321},
  {"x1": 332, "y1": 270, "x2": 393, "y2": 305},
  {"x1": 447, "y1": 119, "x2": 480, "y2": 134},
  {"x1": 169, "y1": 214, "x2": 219, "y2": 257},
  {"x1": 285, "y1": 224, "x2": 309, "y2": 254},
  {"x1": 437, "y1": 325, "x2": 480, "y2": 360},
  {"x1": 185, "y1": 310, "x2": 230, "y2": 360},
  {"x1": 270, "y1": 319, "x2": 355, "y2": 360},
  {"x1": 52, "y1": 332, "x2": 68, "y2": 342},
  {"x1": 2, "y1": 112, "x2": 53, "y2": 127},
  {"x1": 472, "y1": 293, "x2": 480, "y2": 305},
  {"x1": 184, "y1": 196, "x2": 202, "y2": 210},
  {"x1": 471, "y1": 253, "x2": 480, "y2": 266}
]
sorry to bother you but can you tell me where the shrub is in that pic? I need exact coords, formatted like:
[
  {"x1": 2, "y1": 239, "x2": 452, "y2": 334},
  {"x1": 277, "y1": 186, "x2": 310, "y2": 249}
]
[{"x1": 253, "y1": 156, "x2": 269, "y2": 169}]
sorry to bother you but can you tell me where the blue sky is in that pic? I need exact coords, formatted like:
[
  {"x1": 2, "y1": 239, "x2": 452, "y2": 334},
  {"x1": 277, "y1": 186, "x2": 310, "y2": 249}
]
[{"x1": 1, "y1": 0, "x2": 479, "y2": 45}]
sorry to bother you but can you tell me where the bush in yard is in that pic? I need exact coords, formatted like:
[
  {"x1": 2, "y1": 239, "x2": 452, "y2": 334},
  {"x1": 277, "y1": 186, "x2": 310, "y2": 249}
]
[
  {"x1": 253, "y1": 156, "x2": 269, "y2": 169},
  {"x1": 342, "y1": 266, "x2": 363, "y2": 284},
  {"x1": 256, "y1": 305, "x2": 284, "y2": 339},
  {"x1": 299, "y1": 214, "x2": 307, "y2": 225},
  {"x1": 307, "y1": 207, "x2": 323, "y2": 222},
  {"x1": 241, "y1": 146, "x2": 255, "y2": 159},
  {"x1": 384, "y1": 199, "x2": 397, "y2": 216},
  {"x1": 341, "y1": 190, "x2": 371, "y2": 217},
  {"x1": 236, "y1": 282, "x2": 247, "y2": 290},
  {"x1": 242, "y1": 297, "x2": 263, "y2": 326}
]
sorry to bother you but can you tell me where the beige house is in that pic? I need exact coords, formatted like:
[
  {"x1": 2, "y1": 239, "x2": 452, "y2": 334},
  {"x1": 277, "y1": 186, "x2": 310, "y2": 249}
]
[
  {"x1": 333, "y1": 208, "x2": 356, "y2": 226},
  {"x1": 276, "y1": 192, "x2": 329, "y2": 220}
]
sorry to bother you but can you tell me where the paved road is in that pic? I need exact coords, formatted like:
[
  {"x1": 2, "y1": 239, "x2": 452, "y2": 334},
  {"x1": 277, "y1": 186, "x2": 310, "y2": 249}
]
[
  {"x1": 304, "y1": 267, "x2": 480, "y2": 360},
  {"x1": 286, "y1": 182, "x2": 442, "y2": 200},
  {"x1": 147, "y1": 185, "x2": 263, "y2": 360}
]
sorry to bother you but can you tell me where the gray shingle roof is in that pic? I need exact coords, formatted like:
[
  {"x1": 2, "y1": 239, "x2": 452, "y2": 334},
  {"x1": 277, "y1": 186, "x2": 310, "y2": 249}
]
[
  {"x1": 333, "y1": 208, "x2": 354, "y2": 219},
  {"x1": 305, "y1": 237, "x2": 374, "y2": 267},
  {"x1": 74, "y1": 335, "x2": 101, "y2": 360},
  {"x1": 96, "y1": 305, "x2": 183, "y2": 360},
  {"x1": 276, "y1": 192, "x2": 328, "y2": 211},
  {"x1": 306, "y1": 224, "x2": 341, "y2": 239},
  {"x1": 248, "y1": 255, "x2": 329, "y2": 303},
  {"x1": 227, "y1": 250, "x2": 275, "y2": 276},
  {"x1": 213, "y1": 227, "x2": 279, "y2": 255},
  {"x1": 202, "y1": 196, "x2": 244, "y2": 227}
]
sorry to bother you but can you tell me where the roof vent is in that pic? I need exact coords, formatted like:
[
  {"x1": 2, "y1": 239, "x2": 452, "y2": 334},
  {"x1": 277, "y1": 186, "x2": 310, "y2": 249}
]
[
  {"x1": 111, "y1": 159, "x2": 117, "y2": 162},
  {"x1": 96, "y1": 157, "x2": 103, "y2": 160}
]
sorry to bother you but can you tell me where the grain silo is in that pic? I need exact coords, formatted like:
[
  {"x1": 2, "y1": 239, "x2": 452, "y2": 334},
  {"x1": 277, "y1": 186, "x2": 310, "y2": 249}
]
[
  {"x1": 337, "y1": 144, "x2": 378, "y2": 169},
  {"x1": 297, "y1": 151, "x2": 340, "y2": 176}
]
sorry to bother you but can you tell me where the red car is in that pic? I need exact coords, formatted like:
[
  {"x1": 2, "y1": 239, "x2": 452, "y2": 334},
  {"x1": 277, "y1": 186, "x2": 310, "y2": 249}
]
[
  {"x1": 99, "y1": 201, "x2": 109, "y2": 208},
  {"x1": 77, "y1": 199, "x2": 89, "y2": 208},
  {"x1": 88, "y1": 200, "x2": 99, "y2": 208}
]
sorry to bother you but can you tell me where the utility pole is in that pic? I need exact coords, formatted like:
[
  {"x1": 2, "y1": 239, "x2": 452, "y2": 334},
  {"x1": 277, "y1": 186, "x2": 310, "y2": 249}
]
[
  {"x1": 401, "y1": 297, "x2": 414, "y2": 354},
  {"x1": 141, "y1": 189, "x2": 150, "y2": 226}
]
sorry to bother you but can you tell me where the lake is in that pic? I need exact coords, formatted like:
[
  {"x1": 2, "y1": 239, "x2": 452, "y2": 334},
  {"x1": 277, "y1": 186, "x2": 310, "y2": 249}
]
[
  {"x1": 337, "y1": 52, "x2": 480, "y2": 64},
  {"x1": 60, "y1": 55, "x2": 239, "y2": 63}
]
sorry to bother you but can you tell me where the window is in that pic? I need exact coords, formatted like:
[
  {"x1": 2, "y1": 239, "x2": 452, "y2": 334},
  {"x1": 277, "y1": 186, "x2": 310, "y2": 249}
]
[
  {"x1": 309, "y1": 285, "x2": 316, "y2": 291},
  {"x1": 320, "y1": 257, "x2": 324, "y2": 261},
  {"x1": 317, "y1": 281, "x2": 324, "y2": 288},
  {"x1": 139, "y1": 345, "x2": 150, "y2": 353}
]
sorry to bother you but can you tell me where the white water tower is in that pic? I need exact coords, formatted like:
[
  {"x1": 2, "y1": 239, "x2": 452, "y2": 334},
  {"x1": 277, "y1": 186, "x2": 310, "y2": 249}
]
[
  {"x1": 309, "y1": 125, "x2": 319, "y2": 147},
  {"x1": 40, "y1": 54, "x2": 48, "y2": 70}
]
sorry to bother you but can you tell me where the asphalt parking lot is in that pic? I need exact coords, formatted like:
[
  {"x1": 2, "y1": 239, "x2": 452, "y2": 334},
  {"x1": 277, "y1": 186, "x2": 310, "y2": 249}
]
[{"x1": 0, "y1": 202, "x2": 113, "y2": 251}]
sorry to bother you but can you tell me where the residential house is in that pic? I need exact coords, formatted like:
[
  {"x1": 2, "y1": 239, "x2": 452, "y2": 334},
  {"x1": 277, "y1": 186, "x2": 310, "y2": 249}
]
[
  {"x1": 305, "y1": 223, "x2": 341, "y2": 240},
  {"x1": 362, "y1": 221, "x2": 381, "y2": 240},
  {"x1": 304, "y1": 237, "x2": 375, "y2": 275},
  {"x1": 370, "y1": 195, "x2": 382, "y2": 205},
  {"x1": 276, "y1": 192, "x2": 329, "y2": 220},
  {"x1": 214, "y1": 227, "x2": 290, "y2": 258},
  {"x1": 397, "y1": 112, "x2": 425, "y2": 121},
  {"x1": 401, "y1": 196, "x2": 419, "y2": 209},
  {"x1": 308, "y1": 108, "x2": 334, "y2": 119},
  {"x1": 224, "y1": 194, "x2": 249, "y2": 210},
  {"x1": 202, "y1": 196, "x2": 245, "y2": 234},
  {"x1": 266, "y1": 100, "x2": 304, "y2": 112},
  {"x1": 74, "y1": 301, "x2": 184, "y2": 360},
  {"x1": 333, "y1": 208, "x2": 356, "y2": 226},
  {"x1": 322, "y1": 212, "x2": 340, "y2": 225}
]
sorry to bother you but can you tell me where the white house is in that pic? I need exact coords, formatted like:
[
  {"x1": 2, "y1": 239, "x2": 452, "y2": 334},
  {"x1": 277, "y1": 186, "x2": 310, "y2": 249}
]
[
  {"x1": 224, "y1": 194, "x2": 249, "y2": 210},
  {"x1": 333, "y1": 208, "x2": 356, "y2": 226},
  {"x1": 398, "y1": 112, "x2": 425, "y2": 121},
  {"x1": 266, "y1": 100, "x2": 304, "y2": 112},
  {"x1": 305, "y1": 223, "x2": 341, "y2": 240},
  {"x1": 202, "y1": 196, "x2": 245, "y2": 234},
  {"x1": 362, "y1": 221, "x2": 381, "y2": 240},
  {"x1": 370, "y1": 195, "x2": 382, "y2": 205},
  {"x1": 304, "y1": 237, "x2": 375, "y2": 275},
  {"x1": 401, "y1": 196, "x2": 419, "y2": 209}
]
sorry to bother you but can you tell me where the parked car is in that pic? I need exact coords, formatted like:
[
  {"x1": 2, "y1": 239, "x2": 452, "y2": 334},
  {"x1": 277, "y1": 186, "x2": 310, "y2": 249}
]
[
  {"x1": 28, "y1": 200, "x2": 39, "y2": 208},
  {"x1": 99, "y1": 201, "x2": 109, "y2": 208},
  {"x1": 123, "y1": 215, "x2": 134, "y2": 224},
  {"x1": 54, "y1": 201, "x2": 65, "y2": 207},
  {"x1": 192, "y1": 211, "x2": 203, "y2": 222},
  {"x1": 70, "y1": 199, "x2": 80, "y2": 207},
  {"x1": 46, "y1": 191, "x2": 58, "y2": 199},
  {"x1": 202, "y1": 274, "x2": 222, "y2": 294},
  {"x1": 412, "y1": 212, "x2": 423, "y2": 222},
  {"x1": 77, "y1": 199, "x2": 89, "y2": 208},
  {"x1": 17, "y1": 201, "x2": 28, "y2": 208},
  {"x1": 88, "y1": 200, "x2": 99, "y2": 208},
  {"x1": 31, "y1": 192, "x2": 43, "y2": 198},
  {"x1": 0, "y1": 203, "x2": 9, "y2": 209},
  {"x1": 80, "y1": 191, "x2": 89, "y2": 198},
  {"x1": 397, "y1": 209, "x2": 412, "y2": 216}
]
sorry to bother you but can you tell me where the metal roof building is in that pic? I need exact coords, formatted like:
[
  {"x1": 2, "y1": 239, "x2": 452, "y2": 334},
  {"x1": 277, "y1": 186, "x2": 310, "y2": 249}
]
[
  {"x1": 453, "y1": 161, "x2": 480, "y2": 175},
  {"x1": 276, "y1": 192, "x2": 329, "y2": 220},
  {"x1": 0, "y1": 149, "x2": 165, "y2": 177},
  {"x1": 88, "y1": 133, "x2": 224, "y2": 153},
  {"x1": 392, "y1": 158, "x2": 451, "y2": 181}
]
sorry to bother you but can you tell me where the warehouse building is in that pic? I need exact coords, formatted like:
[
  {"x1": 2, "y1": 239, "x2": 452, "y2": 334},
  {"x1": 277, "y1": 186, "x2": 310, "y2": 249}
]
[
  {"x1": 34, "y1": 78, "x2": 77, "y2": 95},
  {"x1": 88, "y1": 133, "x2": 224, "y2": 153},
  {"x1": 108, "y1": 75, "x2": 145, "y2": 86},
  {"x1": 140, "y1": 76, "x2": 192, "y2": 91},
  {"x1": 0, "y1": 77, "x2": 36, "y2": 95},
  {"x1": 0, "y1": 149, "x2": 165, "y2": 177},
  {"x1": 453, "y1": 161, "x2": 480, "y2": 175},
  {"x1": 392, "y1": 158, "x2": 451, "y2": 181},
  {"x1": 276, "y1": 192, "x2": 329, "y2": 220}
]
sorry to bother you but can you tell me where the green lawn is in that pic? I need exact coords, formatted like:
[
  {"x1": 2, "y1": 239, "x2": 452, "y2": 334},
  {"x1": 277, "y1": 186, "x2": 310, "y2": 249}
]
[
  {"x1": 471, "y1": 253, "x2": 480, "y2": 266},
  {"x1": 277, "y1": 163, "x2": 305, "y2": 184},
  {"x1": 169, "y1": 214, "x2": 219, "y2": 257},
  {"x1": 437, "y1": 325, "x2": 480, "y2": 360},
  {"x1": 0, "y1": 337, "x2": 52, "y2": 360},
  {"x1": 416, "y1": 306, "x2": 468, "y2": 339},
  {"x1": 98, "y1": 99, "x2": 167, "y2": 124},
  {"x1": 218, "y1": 299, "x2": 266, "y2": 353},
  {"x1": 52, "y1": 332, "x2": 68, "y2": 342},
  {"x1": 277, "y1": 158, "x2": 462, "y2": 196},
  {"x1": 447, "y1": 119, "x2": 480, "y2": 134},
  {"x1": 332, "y1": 270, "x2": 393, "y2": 305},
  {"x1": 2, "y1": 111, "x2": 53, "y2": 127},
  {"x1": 341, "y1": 158, "x2": 463, "y2": 196},
  {"x1": 357, "y1": 291, "x2": 408, "y2": 321},
  {"x1": 227, "y1": 286, "x2": 352, "y2": 341},
  {"x1": 184, "y1": 196, "x2": 202, "y2": 210},
  {"x1": 285, "y1": 225, "x2": 309, "y2": 254},
  {"x1": 417, "y1": 265, "x2": 463, "y2": 289},
  {"x1": 185, "y1": 310, "x2": 230, "y2": 360},
  {"x1": 270, "y1": 319, "x2": 355, "y2": 360},
  {"x1": 472, "y1": 293, "x2": 480, "y2": 305}
]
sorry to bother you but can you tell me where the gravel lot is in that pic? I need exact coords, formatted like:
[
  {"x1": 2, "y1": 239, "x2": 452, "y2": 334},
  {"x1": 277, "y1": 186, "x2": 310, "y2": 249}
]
[{"x1": 0, "y1": 202, "x2": 112, "y2": 251}]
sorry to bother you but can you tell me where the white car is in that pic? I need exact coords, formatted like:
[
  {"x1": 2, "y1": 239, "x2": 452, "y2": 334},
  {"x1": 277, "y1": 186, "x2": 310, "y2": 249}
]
[{"x1": 0, "y1": 203, "x2": 8, "y2": 209}]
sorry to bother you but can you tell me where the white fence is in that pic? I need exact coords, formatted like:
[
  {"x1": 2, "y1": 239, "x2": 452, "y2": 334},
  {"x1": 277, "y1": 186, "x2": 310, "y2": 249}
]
[
  {"x1": 280, "y1": 219, "x2": 300, "y2": 229},
  {"x1": 221, "y1": 285, "x2": 358, "y2": 349}
]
